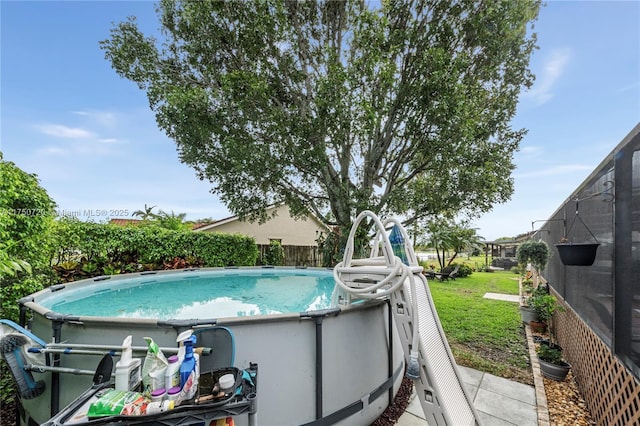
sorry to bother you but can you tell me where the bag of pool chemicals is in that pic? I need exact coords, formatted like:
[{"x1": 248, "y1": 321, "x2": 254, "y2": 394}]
[
  {"x1": 141, "y1": 337, "x2": 169, "y2": 397},
  {"x1": 87, "y1": 389, "x2": 146, "y2": 417}
]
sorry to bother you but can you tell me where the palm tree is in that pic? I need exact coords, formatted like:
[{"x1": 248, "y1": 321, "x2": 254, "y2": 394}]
[
  {"x1": 157, "y1": 210, "x2": 188, "y2": 230},
  {"x1": 425, "y1": 221, "x2": 484, "y2": 269},
  {"x1": 425, "y1": 220, "x2": 453, "y2": 270},
  {"x1": 132, "y1": 204, "x2": 158, "y2": 221},
  {"x1": 446, "y1": 225, "x2": 484, "y2": 267}
]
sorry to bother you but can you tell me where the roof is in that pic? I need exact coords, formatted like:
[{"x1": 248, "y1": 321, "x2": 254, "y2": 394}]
[
  {"x1": 194, "y1": 204, "x2": 330, "y2": 233},
  {"x1": 109, "y1": 218, "x2": 143, "y2": 227},
  {"x1": 191, "y1": 222, "x2": 214, "y2": 230},
  {"x1": 483, "y1": 240, "x2": 518, "y2": 245}
]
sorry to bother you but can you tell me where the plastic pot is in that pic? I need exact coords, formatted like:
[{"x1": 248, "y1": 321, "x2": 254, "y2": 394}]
[{"x1": 555, "y1": 243, "x2": 600, "y2": 266}]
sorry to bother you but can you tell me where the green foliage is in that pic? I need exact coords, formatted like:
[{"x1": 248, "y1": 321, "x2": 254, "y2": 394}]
[
  {"x1": 537, "y1": 344, "x2": 564, "y2": 365},
  {"x1": 531, "y1": 294, "x2": 556, "y2": 321},
  {"x1": 0, "y1": 153, "x2": 57, "y2": 318},
  {"x1": 101, "y1": 0, "x2": 540, "y2": 229},
  {"x1": 511, "y1": 265, "x2": 525, "y2": 275},
  {"x1": 424, "y1": 220, "x2": 484, "y2": 270},
  {"x1": 318, "y1": 230, "x2": 342, "y2": 267},
  {"x1": 527, "y1": 287, "x2": 562, "y2": 322},
  {"x1": 102, "y1": 263, "x2": 121, "y2": 275},
  {"x1": 317, "y1": 226, "x2": 369, "y2": 267},
  {"x1": 50, "y1": 219, "x2": 259, "y2": 279},
  {"x1": 0, "y1": 276, "x2": 45, "y2": 321},
  {"x1": 262, "y1": 240, "x2": 285, "y2": 266},
  {"x1": 0, "y1": 154, "x2": 59, "y2": 406},
  {"x1": 132, "y1": 204, "x2": 158, "y2": 221},
  {"x1": 516, "y1": 240, "x2": 550, "y2": 271},
  {"x1": 0, "y1": 154, "x2": 57, "y2": 269},
  {"x1": 521, "y1": 278, "x2": 534, "y2": 295},
  {"x1": 0, "y1": 257, "x2": 31, "y2": 276},
  {"x1": 442, "y1": 263, "x2": 473, "y2": 278},
  {"x1": 156, "y1": 209, "x2": 189, "y2": 230}
]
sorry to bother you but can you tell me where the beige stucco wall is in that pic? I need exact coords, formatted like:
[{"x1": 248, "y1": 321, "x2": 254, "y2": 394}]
[{"x1": 200, "y1": 205, "x2": 328, "y2": 246}]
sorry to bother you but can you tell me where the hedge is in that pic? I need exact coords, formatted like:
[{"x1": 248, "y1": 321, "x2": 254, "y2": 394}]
[{"x1": 51, "y1": 219, "x2": 259, "y2": 279}]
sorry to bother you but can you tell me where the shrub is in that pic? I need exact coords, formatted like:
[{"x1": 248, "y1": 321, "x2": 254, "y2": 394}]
[
  {"x1": 442, "y1": 263, "x2": 473, "y2": 278},
  {"x1": 537, "y1": 343, "x2": 564, "y2": 365},
  {"x1": 50, "y1": 219, "x2": 259, "y2": 280},
  {"x1": 262, "y1": 240, "x2": 285, "y2": 266},
  {"x1": 0, "y1": 154, "x2": 57, "y2": 407},
  {"x1": 516, "y1": 240, "x2": 550, "y2": 271},
  {"x1": 317, "y1": 226, "x2": 368, "y2": 267},
  {"x1": 491, "y1": 257, "x2": 518, "y2": 270}
]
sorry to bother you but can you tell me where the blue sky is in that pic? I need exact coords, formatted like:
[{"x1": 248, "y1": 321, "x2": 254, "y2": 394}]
[{"x1": 1, "y1": 1, "x2": 639, "y2": 240}]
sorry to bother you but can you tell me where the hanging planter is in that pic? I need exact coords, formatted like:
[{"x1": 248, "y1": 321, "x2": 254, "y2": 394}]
[
  {"x1": 555, "y1": 243, "x2": 600, "y2": 266},
  {"x1": 555, "y1": 199, "x2": 600, "y2": 266}
]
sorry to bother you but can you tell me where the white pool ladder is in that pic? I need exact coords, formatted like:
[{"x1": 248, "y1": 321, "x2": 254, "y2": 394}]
[{"x1": 332, "y1": 211, "x2": 481, "y2": 426}]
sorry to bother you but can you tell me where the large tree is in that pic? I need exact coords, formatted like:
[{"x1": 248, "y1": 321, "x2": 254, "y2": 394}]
[{"x1": 102, "y1": 0, "x2": 540, "y2": 229}]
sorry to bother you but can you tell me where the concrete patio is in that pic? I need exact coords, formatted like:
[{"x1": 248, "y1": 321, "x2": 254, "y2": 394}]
[{"x1": 397, "y1": 365, "x2": 538, "y2": 425}]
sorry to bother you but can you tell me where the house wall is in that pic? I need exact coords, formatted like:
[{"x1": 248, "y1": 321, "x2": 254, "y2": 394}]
[{"x1": 201, "y1": 205, "x2": 328, "y2": 246}]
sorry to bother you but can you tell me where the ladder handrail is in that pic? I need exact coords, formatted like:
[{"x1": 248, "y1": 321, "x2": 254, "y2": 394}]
[{"x1": 332, "y1": 211, "x2": 481, "y2": 426}]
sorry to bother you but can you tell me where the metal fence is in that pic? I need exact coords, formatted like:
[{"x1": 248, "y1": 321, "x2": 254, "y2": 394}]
[{"x1": 536, "y1": 123, "x2": 640, "y2": 380}]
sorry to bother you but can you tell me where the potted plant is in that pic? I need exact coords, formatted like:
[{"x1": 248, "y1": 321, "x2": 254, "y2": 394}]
[
  {"x1": 519, "y1": 277, "x2": 537, "y2": 323},
  {"x1": 529, "y1": 289, "x2": 561, "y2": 333},
  {"x1": 531, "y1": 289, "x2": 560, "y2": 320},
  {"x1": 516, "y1": 240, "x2": 551, "y2": 273},
  {"x1": 537, "y1": 342, "x2": 571, "y2": 381},
  {"x1": 520, "y1": 303, "x2": 538, "y2": 324},
  {"x1": 521, "y1": 278, "x2": 534, "y2": 296}
]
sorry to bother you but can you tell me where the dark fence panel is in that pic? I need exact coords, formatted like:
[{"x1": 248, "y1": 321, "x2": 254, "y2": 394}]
[
  {"x1": 537, "y1": 123, "x2": 640, "y2": 379},
  {"x1": 543, "y1": 166, "x2": 615, "y2": 345}
]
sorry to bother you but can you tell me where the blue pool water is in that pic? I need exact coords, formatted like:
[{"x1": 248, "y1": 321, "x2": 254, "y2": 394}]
[{"x1": 42, "y1": 269, "x2": 336, "y2": 319}]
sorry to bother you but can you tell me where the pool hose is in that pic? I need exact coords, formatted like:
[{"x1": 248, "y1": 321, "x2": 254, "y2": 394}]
[{"x1": 333, "y1": 211, "x2": 423, "y2": 381}]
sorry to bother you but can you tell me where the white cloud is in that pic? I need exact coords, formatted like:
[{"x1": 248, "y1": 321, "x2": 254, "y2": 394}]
[
  {"x1": 616, "y1": 82, "x2": 639, "y2": 93},
  {"x1": 99, "y1": 138, "x2": 122, "y2": 144},
  {"x1": 36, "y1": 146, "x2": 69, "y2": 156},
  {"x1": 517, "y1": 145, "x2": 544, "y2": 158},
  {"x1": 73, "y1": 110, "x2": 118, "y2": 128},
  {"x1": 37, "y1": 123, "x2": 95, "y2": 139},
  {"x1": 523, "y1": 48, "x2": 571, "y2": 105},
  {"x1": 516, "y1": 164, "x2": 591, "y2": 178}
]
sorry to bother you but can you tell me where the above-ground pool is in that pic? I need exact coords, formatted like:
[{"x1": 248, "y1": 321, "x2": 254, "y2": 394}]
[
  {"x1": 40, "y1": 268, "x2": 335, "y2": 319},
  {"x1": 17, "y1": 267, "x2": 404, "y2": 426}
]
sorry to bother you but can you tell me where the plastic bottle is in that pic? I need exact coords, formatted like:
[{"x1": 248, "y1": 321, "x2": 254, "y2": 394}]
[
  {"x1": 150, "y1": 387, "x2": 166, "y2": 402},
  {"x1": 115, "y1": 335, "x2": 142, "y2": 391},
  {"x1": 142, "y1": 337, "x2": 168, "y2": 397},
  {"x1": 145, "y1": 399, "x2": 175, "y2": 414},
  {"x1": 167, "y1": 386, "x2": 181, "y2": 402},
  {"x1": 165, "y1": 355, "x2": 180, "y2": 391},
  {"x1": 177, "y1": 330, "x2": 199, "y2": 400}
]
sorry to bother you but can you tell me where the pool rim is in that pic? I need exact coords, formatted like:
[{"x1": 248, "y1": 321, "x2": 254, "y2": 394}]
[{"x1": 18, "y1": 266, "x2": 370, "y2": 327}]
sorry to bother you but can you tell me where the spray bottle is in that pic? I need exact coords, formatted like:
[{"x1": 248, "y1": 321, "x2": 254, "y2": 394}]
[
  {"x1": 177, "y1": 330, "x2": 199, "y2": 400},
  {"x1": 115, "y1": 335, "x2": 142, "y2": 391}
]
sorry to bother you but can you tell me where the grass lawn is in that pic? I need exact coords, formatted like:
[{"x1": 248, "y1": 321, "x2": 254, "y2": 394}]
[{"x1": 428, "y1": 270, "x2": 533, "y2": 385}]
